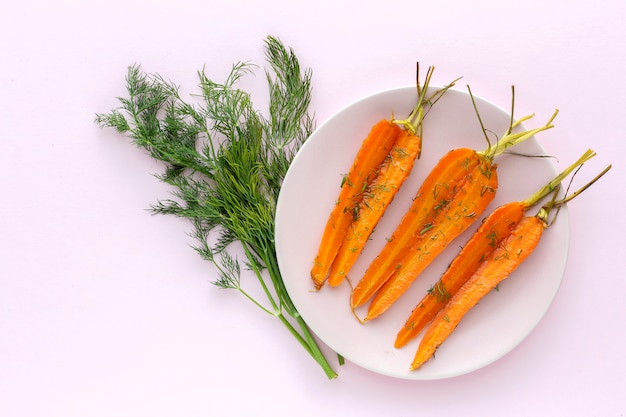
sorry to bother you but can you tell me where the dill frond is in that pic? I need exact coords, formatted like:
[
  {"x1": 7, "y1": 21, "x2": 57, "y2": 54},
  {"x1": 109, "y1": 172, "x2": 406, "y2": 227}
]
[{"x1": 95, "y1": 36, "x2": 337, "y2": 379}]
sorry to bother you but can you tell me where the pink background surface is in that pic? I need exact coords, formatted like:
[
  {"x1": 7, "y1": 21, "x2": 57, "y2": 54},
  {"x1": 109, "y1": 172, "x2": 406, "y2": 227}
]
[{"x1": 1, "y1": 1, "x2": 624, "y2": 415}]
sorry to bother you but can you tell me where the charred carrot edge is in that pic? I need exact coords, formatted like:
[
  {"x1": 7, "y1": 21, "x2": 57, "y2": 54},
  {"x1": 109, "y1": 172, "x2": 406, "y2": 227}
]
[
  {"x1": 350, "y1": 91, "x2": 559, "y2": 315},
  {"x1": 394, "y1": 149, "x2": 598, "y2": 348},
  {"x1": 327, "y1": 129, "x2": 421, "y2": 286},
  {"x1": 409, "y1": 159, "x2": 612, "y2": 370},
  {"x1": 312, "y1": 65, "x2": 461, "y2": 289},
  {"x1": 310, "y1": 120, "x2": 401, "y2": 289},
  {"x1": 364, "y1": 157, "x2": 499, "y2": 321},
  {"x1": 350, "y1": 147, "x2": 481, "y2": 306}
]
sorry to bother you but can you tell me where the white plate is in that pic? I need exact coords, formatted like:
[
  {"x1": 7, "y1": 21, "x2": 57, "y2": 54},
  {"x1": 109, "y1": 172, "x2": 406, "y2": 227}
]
[{"x1": 275, "y1": 86, "x2": 569, "y2": 380}]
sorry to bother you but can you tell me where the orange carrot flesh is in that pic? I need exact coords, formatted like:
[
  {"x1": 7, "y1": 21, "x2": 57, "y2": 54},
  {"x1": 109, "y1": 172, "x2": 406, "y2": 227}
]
[
  {"x1": 327, "y1": 129, "x2": 421, "y2": 287},
  {"x1": 395, "y1": 148, "x2": 606, "y2": 348},
  {"x1": 364, "y1": 157, "x2": 499, "y2": 321},
  {"x1": 351, "y1": 107, "x2": 559, "y2": 314},
  {"x1": 394, "y1": 149, "x2": 601, "y2": 345},
  {"x1": 350, "y1": 147, "x2": 481, "y2": 307},
  {"x1": 310, "y1": 119, "x2": 402, "y2": 289},
  {"x1": 410, "y1": 215, "x2": 545, "y2": 370},
  {"x1": 312, "y1": 66, "x2": 461, "y2": 290},
  {"x1": 406, "y1": 150, "x2": 611, "y2": 370},
  {"x1": 394, "y1": 201, "x2": 525, "y2": 348}
]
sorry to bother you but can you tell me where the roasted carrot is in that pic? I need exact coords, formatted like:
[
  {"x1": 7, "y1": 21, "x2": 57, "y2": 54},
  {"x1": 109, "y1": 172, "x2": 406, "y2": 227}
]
[
  {"x1": 410, "y1": 214, "x2": 545, "y2": 370},
  {"x1": 310, "y1": 119, "x2": 401, "y2": 289},
  {"x1": 349, "y1": 147, "x2": 481, "y2": 305},
  {"x1": 327, "y1": 129, "x2": 421, "y2": 286},
  {"x1": 363, "y1": 156, "x2": 499, "y2": 320},
  {"x1": 409, "y1": 159, "x2": 612, "y2": 370},
  {"x1": 395, "y1": 149, "x2": 598, "y2": 348},
  {"x1": 311, "y1": 64, "x2": 459, "y2": 289},
  {"x1": 352, "y1": 91, "x2": 559, "y2": 317},
  {"x1": 395, "y1": 201, "x2": 524, "y2": 348}
]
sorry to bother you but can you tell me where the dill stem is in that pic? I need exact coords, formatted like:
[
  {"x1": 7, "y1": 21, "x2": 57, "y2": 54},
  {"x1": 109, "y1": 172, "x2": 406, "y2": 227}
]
[
  {"x1": 236, "y1": 287, "x2": 275, "y2": 316},
  {"x1": 241, "y1": 241, "x2": 280, "y2": 313},
  {"x1": 264, "y1": 245, "x2": 298, "y2": 315},
  {"x1": 294, "y1": 315, "x2": 339, "y2": 379},
  {"x1": 264, "y1": 248, "x2": 339, "y2": 378},
  {"x1": 212, "y1": 250, "x2": 276, "y2": 316},
  {"x1": 243, "y1": 240, "x2": 338, "y2": 379}
]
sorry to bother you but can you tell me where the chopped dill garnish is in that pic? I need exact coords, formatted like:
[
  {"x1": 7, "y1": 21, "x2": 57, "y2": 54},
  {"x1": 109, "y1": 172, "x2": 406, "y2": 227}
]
[{"x1": 428, "y1": 280, "x2": 451, "y2": 304}]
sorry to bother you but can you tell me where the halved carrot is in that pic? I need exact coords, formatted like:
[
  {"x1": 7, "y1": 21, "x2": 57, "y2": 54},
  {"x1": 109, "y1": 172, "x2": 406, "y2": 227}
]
[
  {"x1": 352, "y1": 95, "x2": 559, "y2": 317},
  {"x1": 327, "y1": 129, "x2": 421, "y2": 286},
  {"x1": 409, "y1": 157, "x2": 612, "y2": 370},
  {"x1": 410, "y1": 214, "x2": 545, "y2": 370},
  {"x1": 311, "y1": 65, "x2": 459, "y2": 289},
  {"x1": 395, "y1": 201, "x2": 524, "y2": 348},
  {"x1": 310, "y1": 119, "x2": 401, "y2": 289},
  {"x1": 350, "y1": 147, "x2": 481, "y2": 305},
  {"x1": 364, "y1": 156, "x2": 499, "y2": 320},
  {"x1": 395, "y1": 149, "x2": 597, "y2": 348}
]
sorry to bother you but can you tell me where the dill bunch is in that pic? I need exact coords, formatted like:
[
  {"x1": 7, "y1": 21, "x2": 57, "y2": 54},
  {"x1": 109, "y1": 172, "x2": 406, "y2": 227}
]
[{"x1": 95, "y1": 36, "x2": 338, "y2": 379}]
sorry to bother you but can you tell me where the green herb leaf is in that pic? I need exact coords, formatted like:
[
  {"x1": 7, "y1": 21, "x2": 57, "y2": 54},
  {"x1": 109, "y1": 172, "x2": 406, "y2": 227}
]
[{"x1": 96, "y1": 36, "x2": 338, "y2": 379}]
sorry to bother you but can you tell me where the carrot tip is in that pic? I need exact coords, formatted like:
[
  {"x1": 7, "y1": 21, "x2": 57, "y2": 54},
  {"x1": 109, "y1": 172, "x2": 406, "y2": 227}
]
[{"x1": 310, "y1": 275, "x2": 325, "y2": 291}]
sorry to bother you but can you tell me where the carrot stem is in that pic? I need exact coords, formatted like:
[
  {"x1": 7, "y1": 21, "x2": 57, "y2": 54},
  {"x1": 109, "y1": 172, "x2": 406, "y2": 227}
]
[
  {"x1": 521, "y1": 149, "x2": 597, "y2": 208},
  {"x1": 467, "y1": 85, "x2": 559, "y2": 161},
  {"x1": 394, "y1": 65, "x2": 461, "y2": 136},
  {"x1": 477, "y1": 109, "x2": 559, "y2": 160},
  {"x1": 546, "y1": 163, "x2": 612, "y2": 208},
  {"x1": 538, "y1": 162, "x2": 612, "y2": 225}
]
